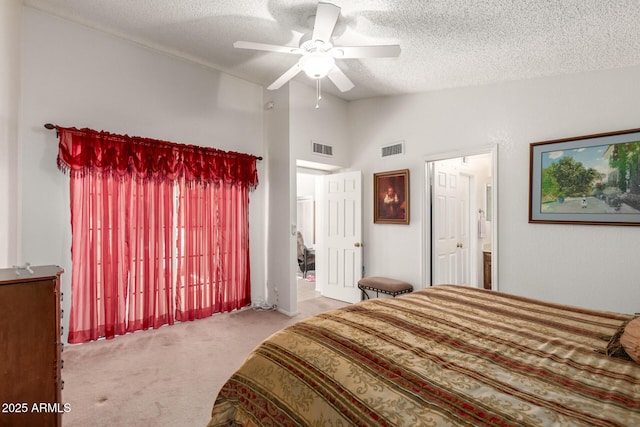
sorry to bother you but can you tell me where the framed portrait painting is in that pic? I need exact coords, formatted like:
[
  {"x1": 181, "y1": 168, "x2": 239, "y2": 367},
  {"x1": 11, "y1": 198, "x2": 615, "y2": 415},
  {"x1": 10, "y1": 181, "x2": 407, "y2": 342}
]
[
  {"x1": 374, "y1": 169, "x2": 409, "y2": 224},
  {"x1": 529, "y1": 128, "x2": 640, "y2": 225}
]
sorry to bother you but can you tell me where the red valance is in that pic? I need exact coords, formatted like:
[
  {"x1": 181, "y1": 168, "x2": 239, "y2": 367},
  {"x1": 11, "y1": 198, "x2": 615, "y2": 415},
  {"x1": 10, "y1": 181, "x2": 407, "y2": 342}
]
[{"x1": 56, "y1": 126, "x2": 259, "y2": 189}]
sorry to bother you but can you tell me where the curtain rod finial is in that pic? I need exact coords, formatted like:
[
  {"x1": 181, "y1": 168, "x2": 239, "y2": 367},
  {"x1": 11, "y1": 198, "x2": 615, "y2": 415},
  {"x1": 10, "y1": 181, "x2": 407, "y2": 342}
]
[{"x1": 44, "y1": 123, "x2": 56, "y2": 130}]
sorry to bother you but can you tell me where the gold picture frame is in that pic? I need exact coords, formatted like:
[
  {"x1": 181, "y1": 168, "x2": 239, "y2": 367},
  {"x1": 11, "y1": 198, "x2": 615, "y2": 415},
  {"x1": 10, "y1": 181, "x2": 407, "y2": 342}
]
[{"x1": 374, "y1": 169, "x2": 410, "y2": 224}]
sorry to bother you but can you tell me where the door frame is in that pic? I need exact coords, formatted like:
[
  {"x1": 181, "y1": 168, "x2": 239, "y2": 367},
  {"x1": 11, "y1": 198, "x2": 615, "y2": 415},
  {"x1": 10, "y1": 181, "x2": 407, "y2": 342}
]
[
  {"x1": 294, "y1": 164, "x2": 336, "y2": 304},
  {"x1": 422, "y1": 145, "x2": 499, "y2": 290}
]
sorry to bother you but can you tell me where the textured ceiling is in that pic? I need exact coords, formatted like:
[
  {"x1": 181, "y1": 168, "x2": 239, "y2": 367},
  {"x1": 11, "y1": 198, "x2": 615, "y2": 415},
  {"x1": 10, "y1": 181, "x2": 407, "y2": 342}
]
[{"x1": 24, "y1": 0, "x2": 640, "y2": 101}]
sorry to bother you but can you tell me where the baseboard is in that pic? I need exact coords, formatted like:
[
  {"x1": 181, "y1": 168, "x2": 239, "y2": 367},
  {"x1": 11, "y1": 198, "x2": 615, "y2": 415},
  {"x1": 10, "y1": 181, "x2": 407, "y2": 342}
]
[{"x1": 277, "y1": 306, "x2": 299, "y2": 317}]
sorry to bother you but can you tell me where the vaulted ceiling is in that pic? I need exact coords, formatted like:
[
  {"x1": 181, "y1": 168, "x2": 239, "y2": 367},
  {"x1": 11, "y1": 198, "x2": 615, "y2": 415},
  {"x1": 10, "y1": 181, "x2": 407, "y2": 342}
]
[{"x1": 24, "y1": 0, "x2": 640, "y2": 101}]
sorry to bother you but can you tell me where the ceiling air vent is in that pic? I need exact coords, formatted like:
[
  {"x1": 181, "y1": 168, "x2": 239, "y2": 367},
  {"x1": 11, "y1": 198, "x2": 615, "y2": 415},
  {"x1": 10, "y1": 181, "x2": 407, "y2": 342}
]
[
  {"x1": 311, "y1": 141, "x2": 333, "y2": 157},
  {"x1": 381, "y1": 141, "x2": 405, "y2": 158}
]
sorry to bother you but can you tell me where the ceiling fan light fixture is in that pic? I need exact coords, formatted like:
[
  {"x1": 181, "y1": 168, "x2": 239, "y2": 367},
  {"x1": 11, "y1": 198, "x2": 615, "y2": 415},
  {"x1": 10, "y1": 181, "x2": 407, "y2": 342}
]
[
  {"x1": 234, "y1": 2, "x2": 398, "y2": 95},
  {"x1": 300, "y1": 52, "x2": 335, "y2": 79}
]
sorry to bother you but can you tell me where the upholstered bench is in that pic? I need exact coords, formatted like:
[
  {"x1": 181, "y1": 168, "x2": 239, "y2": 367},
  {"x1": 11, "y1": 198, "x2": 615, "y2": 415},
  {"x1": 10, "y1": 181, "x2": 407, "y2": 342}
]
[{"x1": 357, "y1": 276, "x2": 413, "y2": 300}]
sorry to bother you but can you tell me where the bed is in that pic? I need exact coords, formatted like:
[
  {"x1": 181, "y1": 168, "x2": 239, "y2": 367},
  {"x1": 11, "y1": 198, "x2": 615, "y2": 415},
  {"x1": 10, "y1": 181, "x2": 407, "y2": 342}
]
[{"x1": 207, "y1": 285, "x2": 640, "y2": 426}]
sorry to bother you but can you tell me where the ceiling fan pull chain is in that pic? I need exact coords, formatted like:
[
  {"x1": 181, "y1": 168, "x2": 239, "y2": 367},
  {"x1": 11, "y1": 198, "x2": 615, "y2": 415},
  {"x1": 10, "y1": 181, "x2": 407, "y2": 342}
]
[{"x1": 315, "y1": 79, "x2": 321, "y2": 109}]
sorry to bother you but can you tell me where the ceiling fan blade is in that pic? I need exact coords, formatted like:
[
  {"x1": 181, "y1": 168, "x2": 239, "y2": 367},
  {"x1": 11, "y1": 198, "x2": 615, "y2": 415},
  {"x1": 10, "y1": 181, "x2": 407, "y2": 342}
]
[
  {"x1": 312, "y1": 2, "x2": 341, "y2": 42},
  {"x1": 267, "y1": 62, "x2": 303, "y2": 90},
  {"x1": 327, "y1": 66, "x2": 354, "y2": 92},
  {"x1": 330, "y1": 45, "x2": 401, "y2": 59},
  {"x1": 234, "y1": 41, "x2": 302, "y2": 55}
]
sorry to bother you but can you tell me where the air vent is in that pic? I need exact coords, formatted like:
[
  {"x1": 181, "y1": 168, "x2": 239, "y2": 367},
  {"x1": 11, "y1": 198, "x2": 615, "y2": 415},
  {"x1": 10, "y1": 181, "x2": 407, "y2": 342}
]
[
  {"x1": 381, "y1": 141, "x2": 405, "y2": 158},
  {"x1": 311, "y1": 141, "x2": 333, "y2": 157}
]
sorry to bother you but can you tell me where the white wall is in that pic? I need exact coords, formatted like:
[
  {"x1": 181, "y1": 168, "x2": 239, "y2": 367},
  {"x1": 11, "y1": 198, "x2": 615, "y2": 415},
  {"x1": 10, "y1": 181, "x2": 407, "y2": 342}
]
[
  {"x1": 20, "y1": 8, "x2": 265, "y2": 343},
  {"x1": 297, "y1": 172, "x2": 318, "y2": 198},
  {"x1": 289, "y1": 80, "x2": 349, "y2": 167},
  {"x1": 296, "y1": 171, "x2": 319, "y2": 248},
  {"x1": 263, "y1": 85, "x2": 294, "y2": 313},
  {"x1": 0, "y1": 0, "x2": 22, "y2": 267},
  {"x1": 261, "y1": 81, "x2": 349, "y2": 315},
  {"x1": 349, "y1": 66, "x2": 640, "y2": 314}
]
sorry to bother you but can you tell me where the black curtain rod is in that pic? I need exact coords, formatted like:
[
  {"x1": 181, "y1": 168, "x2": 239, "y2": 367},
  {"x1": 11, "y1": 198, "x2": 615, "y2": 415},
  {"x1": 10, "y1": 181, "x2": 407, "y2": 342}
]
[{"x1": 43, "y1": 123, "x2": 263, "y2": 161}]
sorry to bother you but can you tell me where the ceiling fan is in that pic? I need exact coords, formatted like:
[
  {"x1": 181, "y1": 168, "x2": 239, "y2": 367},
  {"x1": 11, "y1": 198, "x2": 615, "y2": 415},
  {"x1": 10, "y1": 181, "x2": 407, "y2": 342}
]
[{"x1": 234, "y1": 2, "x2": 401, "y2": 104}]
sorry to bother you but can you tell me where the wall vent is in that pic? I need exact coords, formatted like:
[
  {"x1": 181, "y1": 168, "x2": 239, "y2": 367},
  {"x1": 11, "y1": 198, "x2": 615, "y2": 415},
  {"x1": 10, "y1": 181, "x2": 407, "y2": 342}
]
[
  {"x1": 381, "y1": 141, "x2": 405, "y2": 158},
  {"x1": 311, "y1": 141, "x2": 334, "y2": 157}
]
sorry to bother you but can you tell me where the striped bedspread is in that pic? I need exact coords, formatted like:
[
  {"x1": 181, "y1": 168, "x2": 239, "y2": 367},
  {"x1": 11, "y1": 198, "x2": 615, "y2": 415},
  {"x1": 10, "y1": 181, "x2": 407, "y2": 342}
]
[{"x1": 207, "y1": 285, "x2": 640, "y2": 426}]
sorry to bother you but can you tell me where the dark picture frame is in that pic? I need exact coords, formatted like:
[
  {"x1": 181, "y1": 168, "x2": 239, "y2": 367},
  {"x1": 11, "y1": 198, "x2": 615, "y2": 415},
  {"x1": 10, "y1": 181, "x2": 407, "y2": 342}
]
[
  {"x1": 374, "y1": 169, "x2": 410, "y2": 224},
  {"x1": 529, "y1": 128, "x2": 640, "y2": 225}
]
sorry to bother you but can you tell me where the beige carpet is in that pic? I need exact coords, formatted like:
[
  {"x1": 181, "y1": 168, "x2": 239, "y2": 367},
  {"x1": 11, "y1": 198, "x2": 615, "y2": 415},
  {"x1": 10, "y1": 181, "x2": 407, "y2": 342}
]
[
  {"x1": 61, "y1": 296, "x2": 348, "y2": 427},
  {"x1": 297, "y1": 276, "x2": 320, "y2": 301}
]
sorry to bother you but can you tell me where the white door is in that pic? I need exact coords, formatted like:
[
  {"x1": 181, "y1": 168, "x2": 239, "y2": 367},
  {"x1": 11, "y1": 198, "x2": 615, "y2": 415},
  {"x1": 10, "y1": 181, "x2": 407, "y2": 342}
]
[
  {"x1": 432, "y1": 163, "x2": 471, "y2": 285},
  {"x1": 317, "y1": 171, "x2": 362, "y2": 303}
]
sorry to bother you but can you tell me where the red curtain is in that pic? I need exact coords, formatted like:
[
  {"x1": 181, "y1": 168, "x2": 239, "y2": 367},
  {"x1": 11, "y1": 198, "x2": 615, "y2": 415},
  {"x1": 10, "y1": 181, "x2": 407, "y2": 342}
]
[
  {"x1": 57, "y1": 127, "x2": 258, "y2": 187},
  {"x1": 67, "y1": 173, "x2": 129, "y2": 342},
  {"x1": 125, "y1": 178, "x2": 175, "y2": 333},
  {"x1": 176, "y1": 178, "x2": 251, "y2": 320},
  {"x1": 58, "y1": 127, "x2": 258, "y2": 343},
  {"x1": 67, "y1": 173, "x2": 175, "y2": 343}
]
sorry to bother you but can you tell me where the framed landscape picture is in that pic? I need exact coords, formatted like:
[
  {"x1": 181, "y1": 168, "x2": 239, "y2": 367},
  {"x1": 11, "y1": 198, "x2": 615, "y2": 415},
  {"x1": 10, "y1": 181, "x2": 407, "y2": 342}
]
[
  {"x1": 374, "y1": 169, "x2": 409, "y2": 224},
  {"x1": 529, "y1": 128, "x2": 640, "y2": 225}
]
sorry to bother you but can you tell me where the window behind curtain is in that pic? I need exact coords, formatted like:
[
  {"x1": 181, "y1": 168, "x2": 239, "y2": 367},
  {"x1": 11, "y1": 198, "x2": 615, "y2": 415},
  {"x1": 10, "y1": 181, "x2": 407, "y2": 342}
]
[
  {"x1": 125, "y1": 178, "x2": 175, "y2": 333},
  {"x1": 67, "y1": 173, "x2": 175, "y2": 343},
  {"x1": 57, "y1": 126, "x2": 258, "y2": 343},
  {"x1": 176, "y1": 179, "x2": 251, "y2": 321}
]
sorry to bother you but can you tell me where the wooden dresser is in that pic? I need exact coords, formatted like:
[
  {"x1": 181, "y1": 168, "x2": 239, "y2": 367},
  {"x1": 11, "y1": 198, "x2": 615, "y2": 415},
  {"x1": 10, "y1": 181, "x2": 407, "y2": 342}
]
[{"x1": 0, "y1": 265, "x2": 64, "y2": 427}]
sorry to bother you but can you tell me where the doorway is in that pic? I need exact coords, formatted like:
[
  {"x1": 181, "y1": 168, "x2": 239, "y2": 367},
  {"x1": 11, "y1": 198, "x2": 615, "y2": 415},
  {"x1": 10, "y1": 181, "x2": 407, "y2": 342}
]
[
  {"x1": 296, "y1": 169, "x2": 321, "y2": 302},
  {"x1": 425, "y1": 148, "x2": 497, "y2": 289}
]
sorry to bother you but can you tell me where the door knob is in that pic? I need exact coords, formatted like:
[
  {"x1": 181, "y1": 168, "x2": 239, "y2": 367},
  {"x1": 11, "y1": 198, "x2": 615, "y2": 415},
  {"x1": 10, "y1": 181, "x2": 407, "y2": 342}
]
[
  {"x1": 354, "y1": 242, "x2": 362, "y2": 248},
  {"x1": 456, "y1": 243, "x2": 463, "y2": 248}
]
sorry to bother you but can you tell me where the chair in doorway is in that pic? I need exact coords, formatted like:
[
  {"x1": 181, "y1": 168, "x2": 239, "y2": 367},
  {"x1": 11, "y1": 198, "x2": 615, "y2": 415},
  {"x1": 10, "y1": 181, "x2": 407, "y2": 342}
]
[{"x1": 296, "y1": 231, "x2": 315, "y2": 278}]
